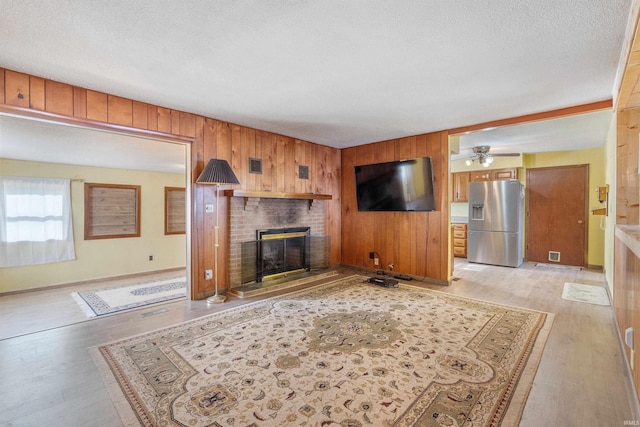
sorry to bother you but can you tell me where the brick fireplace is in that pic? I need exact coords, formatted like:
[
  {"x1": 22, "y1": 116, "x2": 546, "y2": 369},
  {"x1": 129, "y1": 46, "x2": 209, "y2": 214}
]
[{"x1": 228, "y1": 197, "x2": 326, "y2": 288}]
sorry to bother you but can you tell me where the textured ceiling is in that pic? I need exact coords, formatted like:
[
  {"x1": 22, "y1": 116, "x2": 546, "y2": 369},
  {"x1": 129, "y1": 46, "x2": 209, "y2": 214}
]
[
  {"x1": 0, "y1": 115, "x2": 186, "y2": 174},
  {"x1": 0, "y1": 1, "x2": 631, "y2": 149},
  {"x1": 453, "y1": 109, "x2": 615, "y2": 160}
]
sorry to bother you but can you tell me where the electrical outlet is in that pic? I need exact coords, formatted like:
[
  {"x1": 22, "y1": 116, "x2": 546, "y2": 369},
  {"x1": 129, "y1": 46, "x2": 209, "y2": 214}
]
[
  {"x1": 149, "y1": 255, "x2": 153, "y2": 261},
  {"x1": 205, "y1": 269, "x2": 213, "y2": 280},
  {"x1": 374, "y1": 257, "x2": 379, "y2": 266},
  {"x1": 205, "y1": 204, "x2": 214, "y2": 213}
]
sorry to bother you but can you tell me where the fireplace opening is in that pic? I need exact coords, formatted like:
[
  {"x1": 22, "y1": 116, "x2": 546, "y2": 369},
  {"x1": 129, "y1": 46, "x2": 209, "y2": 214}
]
[{"x1": 256, "y1": 227, "x2": 311, "y2": 282}]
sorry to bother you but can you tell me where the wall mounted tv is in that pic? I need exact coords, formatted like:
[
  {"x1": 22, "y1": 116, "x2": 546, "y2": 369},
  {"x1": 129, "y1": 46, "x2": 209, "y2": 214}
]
[{"x1": 354, "y1": 157, "x2": 436, "y2": 212}]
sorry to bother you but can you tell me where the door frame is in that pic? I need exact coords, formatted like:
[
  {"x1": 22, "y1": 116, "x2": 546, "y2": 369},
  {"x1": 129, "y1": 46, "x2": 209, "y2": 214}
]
[{"x1": 0, "y1": 105, "x2": 194, "y2": 297}]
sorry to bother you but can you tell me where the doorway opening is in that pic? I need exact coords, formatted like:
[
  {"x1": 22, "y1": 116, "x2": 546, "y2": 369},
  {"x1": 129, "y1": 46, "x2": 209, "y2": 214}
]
[{"x1": 0, "y1": 112, "x2": 192, "y2": 336}]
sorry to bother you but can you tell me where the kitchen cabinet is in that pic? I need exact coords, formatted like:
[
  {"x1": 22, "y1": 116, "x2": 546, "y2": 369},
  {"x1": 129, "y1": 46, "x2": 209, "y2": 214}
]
[
  {"x1": 493, "y1": 168, "x2": 517, "y2": 180},
  {"x1": 470, "y1": 170, "x2": 492, "y2": 182},
  {"x1": 470, "y1": 168, "x2": 517, "y2": 182},
  {"x1": 452, "y1": 223, "x2": 467, "y2": 257},
  {"x1": 452, "y1": 172, "x2": 470, "y2": 202}
]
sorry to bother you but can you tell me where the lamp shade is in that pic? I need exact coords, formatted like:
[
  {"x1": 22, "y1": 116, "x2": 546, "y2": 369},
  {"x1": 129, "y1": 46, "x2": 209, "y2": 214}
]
[{"x1": 196, "y1": 159, "x2": 240, "y2": 185}]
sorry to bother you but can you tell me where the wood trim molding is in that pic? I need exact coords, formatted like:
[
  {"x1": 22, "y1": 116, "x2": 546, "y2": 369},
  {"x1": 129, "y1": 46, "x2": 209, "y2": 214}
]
[
  {"x1": 614, "y1": 0, "x2": 640, "y2": 110},
  {"x1": 0, "y1": 104, "x2": 194, "y2": 144},
  {"x1": 223, "y1": 189, "x2": 332, "y2": 200},
  {"x1": 448, "y1": 100, "x2": 613, "y2": 135}
]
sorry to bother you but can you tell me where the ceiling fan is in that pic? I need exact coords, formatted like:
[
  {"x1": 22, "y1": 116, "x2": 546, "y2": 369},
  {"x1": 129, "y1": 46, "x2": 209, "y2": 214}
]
[{"x1": 464, "y1": 146, "x2": 520, "y2": 167}]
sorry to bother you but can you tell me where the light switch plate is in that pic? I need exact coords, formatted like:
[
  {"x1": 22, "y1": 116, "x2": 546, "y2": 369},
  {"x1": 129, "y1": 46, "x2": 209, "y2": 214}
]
[{"x1": 205, "y1": 204, "x2": 214, "y2": 213}]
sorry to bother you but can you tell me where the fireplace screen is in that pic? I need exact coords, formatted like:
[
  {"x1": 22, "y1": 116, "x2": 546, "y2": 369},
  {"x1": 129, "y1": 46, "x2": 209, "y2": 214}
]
[
  {"x1": 256, "y1": 227, "x2": 309, "y2": 282},
  {"x1": 240, "y1": 228, "x2": 329, "y2": 284}
]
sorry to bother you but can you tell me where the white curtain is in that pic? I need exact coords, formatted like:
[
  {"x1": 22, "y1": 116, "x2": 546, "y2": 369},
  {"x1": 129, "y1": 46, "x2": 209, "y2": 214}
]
[{"x1": 0, "y1": 177, "x2": 75, "y2": 267}]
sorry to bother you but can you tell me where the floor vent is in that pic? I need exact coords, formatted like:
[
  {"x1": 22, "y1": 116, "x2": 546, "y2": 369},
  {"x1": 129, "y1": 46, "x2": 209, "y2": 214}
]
[
  {"x1": 548, "y1": 251, "x2": 561, "y2": 262},
  {"x1": 141, "y1": 308, "x2": 168, "y2": 317}
]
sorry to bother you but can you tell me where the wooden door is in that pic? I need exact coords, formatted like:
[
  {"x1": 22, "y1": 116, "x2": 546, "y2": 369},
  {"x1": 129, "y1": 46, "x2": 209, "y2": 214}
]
[{"x1": 526, "y1": 165, "x2": 588, "y2": 266}]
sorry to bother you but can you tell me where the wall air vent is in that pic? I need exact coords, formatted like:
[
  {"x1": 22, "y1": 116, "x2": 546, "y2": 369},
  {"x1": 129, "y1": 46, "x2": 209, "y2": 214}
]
[
  {"x1": 548, "y1": 251, "x2": 561, "y2": 262},
  {"x1": 299, "y1": 165, "x2": 309, "y2": 180},
  {"x1": 249, "y1": 158, "x2": 262, "y2": 174}
]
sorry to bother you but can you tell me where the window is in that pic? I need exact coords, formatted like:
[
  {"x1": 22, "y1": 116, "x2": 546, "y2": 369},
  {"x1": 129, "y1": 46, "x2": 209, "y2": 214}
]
[
  {"x1": 0, "y1": 177, "x2": 75, "y2": 267},
  {"x1": 165, "y1": 187, "x2": 186, "y2": 235},
  {"x1": 84, "y1": 183, "x2": 141, "y2": 239}
]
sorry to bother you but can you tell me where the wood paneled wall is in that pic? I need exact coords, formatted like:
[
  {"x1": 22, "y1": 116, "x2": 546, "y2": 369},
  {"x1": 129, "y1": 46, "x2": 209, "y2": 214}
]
[
  {"x1": 614, "y1": 232, "x2": 640, "y2": 398},
  {"x1": 0, "y1": 68, "x2": 341, "y2": 299},
  {"x1": 615, "y1": 106, "x2": 640, "y2": 403},
  {"x1": 341, "y1": 133, "x2": 450, "y2": 283},
  {"x1": 617, "y1": 109, "x2": 640, "y2": 225}
]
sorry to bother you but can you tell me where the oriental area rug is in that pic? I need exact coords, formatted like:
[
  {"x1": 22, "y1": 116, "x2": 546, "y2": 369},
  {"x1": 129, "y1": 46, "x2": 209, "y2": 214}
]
[
  {"x1": 72, "y1": 276, "x2": 186, "y2": 317},
  {"x1": 92, "y1": 275, "x2": 553, "y2": 426}
]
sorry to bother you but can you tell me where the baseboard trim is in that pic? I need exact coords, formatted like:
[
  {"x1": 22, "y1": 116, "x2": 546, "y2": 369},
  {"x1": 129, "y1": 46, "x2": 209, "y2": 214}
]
[{"x1": 338, "y1": 263, "x2": 449, "y2": 286}]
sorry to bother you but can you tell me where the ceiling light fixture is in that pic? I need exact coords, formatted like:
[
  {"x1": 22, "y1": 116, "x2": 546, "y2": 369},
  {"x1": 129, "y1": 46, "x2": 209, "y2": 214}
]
[
  {"x1": 480, "y1": 154, "x2": 494, "y2": 167},
  {"x1": 464, "y1": 146, "x2": 521, "y2": 167},
  {"x1": 465, "y1": 146, "x2": 494, "y2": 167}
]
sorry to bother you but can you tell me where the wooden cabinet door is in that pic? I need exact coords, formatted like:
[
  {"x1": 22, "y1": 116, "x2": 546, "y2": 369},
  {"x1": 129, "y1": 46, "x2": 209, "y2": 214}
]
[
  {"x1": 493, "y1": 168, "x2": 517, "y2": 180},
  {"x1": 452, "y1": 172, "x2": 470, "y2": 202},
  {"x1": 470, "y1": 168, "x2": 517, "y2": 182},
  {"x1": 470, "y1": 170, "x2": 492, "y2": 182}
]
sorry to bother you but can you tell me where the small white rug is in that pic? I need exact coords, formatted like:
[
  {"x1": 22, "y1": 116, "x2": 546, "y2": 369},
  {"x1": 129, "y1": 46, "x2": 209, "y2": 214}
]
[
  {"x1": 562, "y1": 282, "x2": 610, "y2": 306},
  {"x1": 72, "y1": 276, "x2": 186, "y2": 317}
]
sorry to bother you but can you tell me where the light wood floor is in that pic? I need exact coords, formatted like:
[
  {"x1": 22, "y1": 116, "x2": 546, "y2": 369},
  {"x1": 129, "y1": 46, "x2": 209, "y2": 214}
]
[
  {"x1": 0, "y1": 261, "x2": 638, "y2": 426},
  {"x1": 0, "y1": 269, "x2": 186, "y2": 340}
]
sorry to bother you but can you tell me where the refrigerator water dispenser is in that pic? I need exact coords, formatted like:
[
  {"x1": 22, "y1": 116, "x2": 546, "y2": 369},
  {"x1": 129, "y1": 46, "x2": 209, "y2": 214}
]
[{"x1": 471, "y1": 204, "x2": 484, "y2": 220}]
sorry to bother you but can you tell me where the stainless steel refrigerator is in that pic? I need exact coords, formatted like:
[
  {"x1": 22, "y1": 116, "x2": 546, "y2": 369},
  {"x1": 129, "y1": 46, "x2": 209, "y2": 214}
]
[{"x1": 467, "y1": 180, "x2": 524, "y2": 267}]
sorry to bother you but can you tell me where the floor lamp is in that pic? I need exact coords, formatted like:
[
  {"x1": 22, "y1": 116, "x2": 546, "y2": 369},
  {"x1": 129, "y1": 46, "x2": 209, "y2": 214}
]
[{"x1": 196, "y1": 159, "x2": 239, "y2": 303}]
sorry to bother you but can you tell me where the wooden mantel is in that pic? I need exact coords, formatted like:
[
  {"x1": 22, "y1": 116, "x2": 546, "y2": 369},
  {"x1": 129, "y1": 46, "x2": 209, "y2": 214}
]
[{"x1": 222, "y1": 190, "x2": 332, "y2": 200}]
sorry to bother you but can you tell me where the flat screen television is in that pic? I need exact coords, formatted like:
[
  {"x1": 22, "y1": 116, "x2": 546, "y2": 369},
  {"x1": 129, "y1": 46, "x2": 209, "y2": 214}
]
[{"x1": 354, "y1": 157, "x2": 436, "y2": 212}]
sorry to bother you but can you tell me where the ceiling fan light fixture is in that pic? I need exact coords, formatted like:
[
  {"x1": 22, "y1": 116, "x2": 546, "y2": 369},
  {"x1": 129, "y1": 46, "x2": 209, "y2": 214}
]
[
  {"x1": 478, "y1": 153, "x2": 493, "y2": 167},
  {"x1": 465, "y1": 146, "x2": 509, "y2": 168}
]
